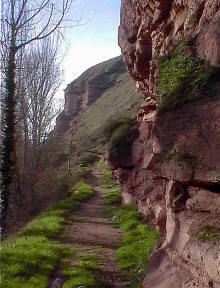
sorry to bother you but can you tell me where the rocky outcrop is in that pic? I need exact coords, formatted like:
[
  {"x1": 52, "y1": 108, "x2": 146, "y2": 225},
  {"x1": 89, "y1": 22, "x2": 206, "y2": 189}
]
[
  {"x1": 119, "y1": 0, "x2": 220, "y2": 100},
  {"x1": 53, "y1": 56, "x2": 128, "y2": 137},
  {"x1": 52, "y1": 56, "x2": 143, "y2": 161},
  {"x1": 64, "y1": 56, "x2": 125, "y2": 118},
  {"x1": 117, "y1": 1, "x2": 220, "y2": 287}
]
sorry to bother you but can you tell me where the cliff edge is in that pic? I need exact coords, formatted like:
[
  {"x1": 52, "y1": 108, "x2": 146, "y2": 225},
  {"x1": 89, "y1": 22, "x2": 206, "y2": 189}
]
[{"x1": 116, "y1": 1, "x2": 220, "y2": 287}]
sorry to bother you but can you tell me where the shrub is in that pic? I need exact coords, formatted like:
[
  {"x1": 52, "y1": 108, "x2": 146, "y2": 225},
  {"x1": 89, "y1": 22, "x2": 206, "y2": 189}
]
[
  {"x1": 109, "y1": 123, "x2": 131, "y2": 146},
  {"x1": 158, "y1": 55, "x2": 193, "y2": 103},
  {"x1": 104, "y1": 118, "x2": 133, "y2": 141},
  {"x1": 158, "y1": 41, "x2": 219, "y2": 110}
]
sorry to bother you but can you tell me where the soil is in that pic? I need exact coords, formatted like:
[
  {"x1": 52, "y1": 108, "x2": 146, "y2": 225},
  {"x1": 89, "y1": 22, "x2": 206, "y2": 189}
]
[{"x1": 53, "y1": 169, "x2": 131, "y2": 288}]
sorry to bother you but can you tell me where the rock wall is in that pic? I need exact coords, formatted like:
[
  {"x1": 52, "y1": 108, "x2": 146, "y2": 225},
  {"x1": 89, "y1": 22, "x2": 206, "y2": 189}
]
[
  {"x1": 53, "y1": 56, "x2": 126, "y2": 137},
  {"x1": 117, "y1": 1, "x2": 220, "y2": 287},
  {"x1": 119, "y1": 0, "x2": 220, "y2": 100}
]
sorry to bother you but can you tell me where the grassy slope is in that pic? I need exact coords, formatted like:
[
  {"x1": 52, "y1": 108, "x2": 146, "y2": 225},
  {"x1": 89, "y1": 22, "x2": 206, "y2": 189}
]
[
  {"x1": 79, "y1": 72, "x2": 142, "y2": 147},
  {"x1": 66, "y1": 56, "x2": 143, "y2": 153}
]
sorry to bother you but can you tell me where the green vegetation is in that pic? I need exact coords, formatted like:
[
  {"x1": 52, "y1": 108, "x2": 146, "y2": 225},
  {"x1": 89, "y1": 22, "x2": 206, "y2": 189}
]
[
  {"x1": 198, "y1": 226, "x2": 220, "y2": 244},
  {"x1": 110, "y1": 123, "x2": 132, "y2": 146},
  {"x1": 158, "y1": 41, "x2": 219, "y2": 110},
  {"x1": 63, "y1": 253, "x2": 104, "y2": 288},
  {"x1": 100, "y1": 163, "x2": 160, "y2": 287},
  {"x1": 103, "y1": 118, "x2": 138, "y2": 167},
  {"x1": 97, "y1": 161, "x2": 115, "y2": 188},
  {"x1": 2, "y1": 235, "x2": 70, "y2": 288},
  {"x1": 105, "y1": 186, "x2": 122, "y2": 204},
  {"x1": 1, "y1": 180, "x2": 94, "y2": 288},
  {"x1": 21, "y1": 215, "x2": 65, "y2": 238},
  {"x1": 104, "y1": 118, "x2": 133, "y2": 140},
  {"x1": 97, "y1": 161, "x2": 122, "y2": 204},
  {"x1": 160, "y1": 150, "x2": 196, "y2": 163},
  {"x1": 70, "y1": 215, "x2": 90, "y2": 222},
  {"x1": 107, "y1": 206, "x2": 160, "y2": 286},
  {"x1": 68, "y1": 164, "x2": 91, "y2": 184},
  {"x1": 159, "y1": 54, "x2": 193, "y2": 103},
  {"x1": 79, "y1": 151, "x2": 99, "y2": 166},
  {"x1": 104, "y1": 117, "x2": 134, "y2": 147},
  {"x1": 71, "y1": 180, "x2": 94, "y2": 201},
  {"x1": 75, "y1": 58, "x2": 143, "y2": 154}
]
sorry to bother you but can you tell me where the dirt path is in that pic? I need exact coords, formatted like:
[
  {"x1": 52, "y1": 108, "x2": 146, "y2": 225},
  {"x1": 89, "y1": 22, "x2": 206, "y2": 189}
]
[{"x1": 62, "y1": 170, "x2": 130, "y2": 288}]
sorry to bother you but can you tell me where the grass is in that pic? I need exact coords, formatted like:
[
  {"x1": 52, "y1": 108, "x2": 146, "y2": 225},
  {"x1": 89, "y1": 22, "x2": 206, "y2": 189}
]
[
  {"x1": 198, "y1": 226, "x2": 220, "y2": 244},
  {"x1": 158, "y1": 41, "x2": 219, "y2": 111},
  {"x1": 158, "y1": 54, "x2": 193, "y2": 103},
  {"x1": 99, "y1": 164, "x2": 160, "y2": 287},
  {"x1": 108, "y1": 206, "x2": 160, "y2": 284},
  {"x1": 1, "y1": 179, "x2": 95, "y2": 288},
  {"x1": 1, "y1": 234, "x2": 69, "y2": 288},
  {"x1": 76, "y1": 61, "x2": 143, "y2": 153},
  {"x1": 97, "y1": 161, "x2": 122, "y2": 204},
  {"x1": 62, "y1": 252, "x2": 104, "y2": 288},
  {"x1": 21, "y1": 215, "x2": 65, "y2": 238},
  {"x1": 105, "y1": 187, "x2": 122, "y2": 204},
  {"x1": 71, "y1": 179, "x2": 94, "y2": 201},
  {"x1": 70, "y1": 215, "x2": 90, "y2": 222}
]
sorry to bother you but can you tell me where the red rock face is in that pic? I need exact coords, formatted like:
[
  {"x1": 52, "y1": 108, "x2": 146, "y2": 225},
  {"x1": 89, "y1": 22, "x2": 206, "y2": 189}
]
[
  {"x1": 118, "y1": 1, "x2": 220, "y2": 287},
  {"x1": 119, "y1": 0, "x2": 220, "y2": 99}
]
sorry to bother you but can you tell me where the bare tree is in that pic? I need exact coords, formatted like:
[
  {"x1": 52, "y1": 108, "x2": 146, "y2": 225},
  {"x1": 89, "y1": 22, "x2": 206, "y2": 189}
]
[
  {"x1": 11, "y1": 36, "x2": 62, "y2": 213},
  {"x1": 0, "y1": 0, "x2": 77, "y2": 234},
  {"x1": 22, "y1": 37, "x2": 62, "y2": 167}
]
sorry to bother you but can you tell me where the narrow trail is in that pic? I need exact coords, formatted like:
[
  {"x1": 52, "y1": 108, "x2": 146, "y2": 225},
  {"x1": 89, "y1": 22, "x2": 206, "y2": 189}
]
[{"x1": 51, "y1": 169, "x2": 130, "y2": 288}]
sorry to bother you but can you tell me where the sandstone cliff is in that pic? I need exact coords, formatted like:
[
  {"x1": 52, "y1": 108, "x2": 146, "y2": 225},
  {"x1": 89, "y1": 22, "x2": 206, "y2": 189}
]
[{"x1": 116, "y1": 1, "x2": 220, "y2": 287}]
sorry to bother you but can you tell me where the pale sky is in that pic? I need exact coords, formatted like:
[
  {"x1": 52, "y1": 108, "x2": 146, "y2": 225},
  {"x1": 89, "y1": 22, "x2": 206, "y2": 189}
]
[{"x1": 59, "y1": 0, "x2": 121, "y2": 94}]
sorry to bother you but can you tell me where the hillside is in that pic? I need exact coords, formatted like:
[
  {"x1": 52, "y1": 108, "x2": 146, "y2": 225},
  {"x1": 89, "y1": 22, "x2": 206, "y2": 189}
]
[
  {"x1": 53, "y1": 55, "x2": 143, "y2": 157},
  {"x1": 2, "y1": 1, "x2": 220, "y2": 288}
]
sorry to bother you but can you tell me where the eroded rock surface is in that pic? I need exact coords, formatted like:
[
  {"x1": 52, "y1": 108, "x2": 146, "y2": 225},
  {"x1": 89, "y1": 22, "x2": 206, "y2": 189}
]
[
  {"x1": 117, "y1": 1, "x2": 220, "y2": 287},
  {"x1": 119, "y1": 0, "x2": 220, "y2": 100}
]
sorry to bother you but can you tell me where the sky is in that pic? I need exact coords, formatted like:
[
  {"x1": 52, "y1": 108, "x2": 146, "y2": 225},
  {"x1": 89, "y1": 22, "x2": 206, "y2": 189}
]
[{"x1": 59, "y1": 0, "x2": 122, "y2": 93}]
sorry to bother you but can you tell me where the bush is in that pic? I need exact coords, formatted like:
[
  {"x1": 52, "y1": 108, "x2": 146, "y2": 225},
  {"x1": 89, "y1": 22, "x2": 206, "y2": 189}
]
[
  {"x1": 158, "y1": 41, "x2": 219, "y2": 110},
  {"x1": 159, "y1": 55, "x2": 193, "y2": 103},
  {"x1": 109, "y1": 123, "x2": 131, "y2": 146},
  {"x1": 104, "y1": 118, "x2": 133, "y2": 141}
]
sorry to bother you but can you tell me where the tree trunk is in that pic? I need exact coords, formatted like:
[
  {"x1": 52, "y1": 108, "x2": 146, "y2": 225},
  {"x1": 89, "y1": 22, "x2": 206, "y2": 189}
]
[{"x1": 1, "y1": 39, "x2": 17, "y2": 235}]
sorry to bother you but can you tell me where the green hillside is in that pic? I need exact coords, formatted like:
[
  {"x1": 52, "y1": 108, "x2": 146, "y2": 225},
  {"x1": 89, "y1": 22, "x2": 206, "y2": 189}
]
[{"x1": 67, "y1": 56, "x2": 143, "y2": 154}]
